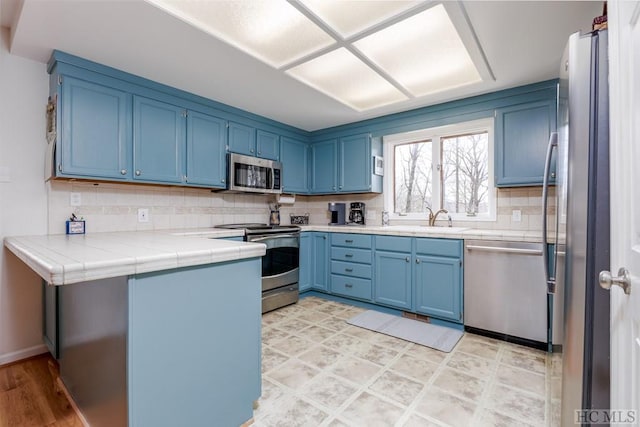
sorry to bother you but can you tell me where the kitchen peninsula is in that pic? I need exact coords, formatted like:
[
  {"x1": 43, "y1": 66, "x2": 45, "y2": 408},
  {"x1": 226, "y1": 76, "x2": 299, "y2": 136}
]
[{"x1": 3, "y1": 230, "x2": 265, "y2": 427}]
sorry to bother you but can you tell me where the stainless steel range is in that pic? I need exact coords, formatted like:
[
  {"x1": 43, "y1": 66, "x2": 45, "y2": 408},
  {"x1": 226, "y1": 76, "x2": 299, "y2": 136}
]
[{"x1": 215, "y1": 223, "x2": 300, "y2": 313}]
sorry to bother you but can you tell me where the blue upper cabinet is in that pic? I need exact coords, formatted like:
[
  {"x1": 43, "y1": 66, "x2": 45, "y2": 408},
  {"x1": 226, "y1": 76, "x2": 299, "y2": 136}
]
[
  {"x1": 133, "y1": 96, "x2": 186, "y2": 184},
  {"x1": 311, "y1": 139, "x2": 337, "y2": 193},
  {"x1": 228, "y1": 121, "x2": 257, "y2": 157},
  {"x1": 280, "y1": 136, "x2": 309, "y2": 194},
  {"x1": 229, "y1": 123, "x2": 280, "y2": 160},
  {"x1": 59, "y1": 77, "x2": 132, "y2": 179},
  {"x1": 339, "y1": 133, "x2": 371, "y2": 192},
  {"x1": 256, "y1": 130, "x2": 280, "y2": 161},
  {"x1": 309, "y1": 133, "x2": 381, "y2": 194},
  {"x1": 495, "y1": 98, "x2": 557, "y2": 187},
  {"x1": 186, "y1": 111, "x2": 227, "y2": 188}
]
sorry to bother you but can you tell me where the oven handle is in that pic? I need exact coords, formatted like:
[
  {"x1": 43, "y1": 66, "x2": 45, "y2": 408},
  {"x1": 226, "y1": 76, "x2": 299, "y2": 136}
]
[{"x1": 248, "y1": 234, "x2": 299, "y2": 249}]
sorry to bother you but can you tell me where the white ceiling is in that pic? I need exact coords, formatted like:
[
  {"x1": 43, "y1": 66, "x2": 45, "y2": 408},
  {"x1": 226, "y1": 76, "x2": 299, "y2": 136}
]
[{"x1": 1, "y1": 0, "x2": 602, "y2": 132}]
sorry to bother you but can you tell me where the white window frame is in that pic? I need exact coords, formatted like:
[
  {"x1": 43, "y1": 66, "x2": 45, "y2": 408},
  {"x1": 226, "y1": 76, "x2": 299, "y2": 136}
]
[{"x1": 383, "y1": 117, "x2": 496, "y2": 222}]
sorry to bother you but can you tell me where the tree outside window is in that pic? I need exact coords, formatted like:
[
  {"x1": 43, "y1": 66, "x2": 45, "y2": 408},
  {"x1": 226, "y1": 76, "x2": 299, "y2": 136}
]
[{"x1": 385, "y1": 119, "x2": 494, "y2": 221}]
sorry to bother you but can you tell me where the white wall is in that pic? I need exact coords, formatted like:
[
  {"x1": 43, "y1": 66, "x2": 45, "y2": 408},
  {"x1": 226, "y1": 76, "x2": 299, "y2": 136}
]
[{"x1": 0, "y1": 27, "x2": 50, "y2": 364}]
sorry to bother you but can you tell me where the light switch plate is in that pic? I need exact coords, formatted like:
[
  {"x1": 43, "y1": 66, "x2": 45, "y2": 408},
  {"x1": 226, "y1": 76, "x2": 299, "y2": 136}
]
[
  {"x1": 512, "y1": 209, "x2": 522, "y2": 222},
  {"x1": 70, "y1": 192, "x2": 82, "y2": 206},
  {"x1": 138, "y1": 208, "x2": 149, "y2": 223}
]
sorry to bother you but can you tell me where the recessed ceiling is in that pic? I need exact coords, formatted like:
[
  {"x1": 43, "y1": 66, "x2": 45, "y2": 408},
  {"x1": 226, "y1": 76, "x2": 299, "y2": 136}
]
[
  {"x1": 1, "y1": 0, "x2": 602, "y2": 131},
  {"x1": 145, "y1": 1, "x2": 488, "y2": 112}
]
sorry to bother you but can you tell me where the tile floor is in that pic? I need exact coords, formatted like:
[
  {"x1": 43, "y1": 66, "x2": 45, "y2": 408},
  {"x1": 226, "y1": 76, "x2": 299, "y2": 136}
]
[{"x1": 253, "y1": 296, "x2": 562, "y2": 427}]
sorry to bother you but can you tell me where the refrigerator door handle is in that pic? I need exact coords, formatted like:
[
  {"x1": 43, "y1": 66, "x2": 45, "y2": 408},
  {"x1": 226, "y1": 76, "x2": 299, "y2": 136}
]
[{"x1": 542, "y1": 132, "x2": 558, "y2": 294}]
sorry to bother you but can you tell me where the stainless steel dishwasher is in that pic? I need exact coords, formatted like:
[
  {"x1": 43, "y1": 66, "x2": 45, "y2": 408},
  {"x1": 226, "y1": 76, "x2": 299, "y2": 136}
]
[{"x1": 464, "y1": 240, "x2": 547, "y2": 344}]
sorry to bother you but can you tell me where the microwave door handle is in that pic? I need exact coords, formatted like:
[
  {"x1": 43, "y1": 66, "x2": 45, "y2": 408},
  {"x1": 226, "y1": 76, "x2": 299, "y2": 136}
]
[{"x1": 269, "y1": 167, "x2": 275, "y2": 190}]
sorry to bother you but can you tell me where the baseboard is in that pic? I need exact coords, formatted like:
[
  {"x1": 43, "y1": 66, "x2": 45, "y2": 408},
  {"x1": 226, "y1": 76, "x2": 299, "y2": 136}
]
[{"x1": 0, "y1": 344, "x2": 48, "y2": 367}]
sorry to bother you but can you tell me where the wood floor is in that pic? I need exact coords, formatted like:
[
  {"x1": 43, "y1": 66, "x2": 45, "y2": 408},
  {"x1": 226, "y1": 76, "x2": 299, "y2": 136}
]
[{"x1": 0, "y1": 354, "x2": 82, "y2": 427}]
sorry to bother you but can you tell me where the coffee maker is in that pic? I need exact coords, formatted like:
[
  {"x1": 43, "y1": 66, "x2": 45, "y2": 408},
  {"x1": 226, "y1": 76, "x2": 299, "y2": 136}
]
[
  {"x1": 349, "y1": 202, "x2": 366, "y2": 225},
  {"x1": 328, "y1": 203, "x2": 346, "y2": 225}
]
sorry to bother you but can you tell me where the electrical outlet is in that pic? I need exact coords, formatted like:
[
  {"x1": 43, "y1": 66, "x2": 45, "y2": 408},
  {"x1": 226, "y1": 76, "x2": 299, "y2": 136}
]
[
  {"x1": 70, "y1": 192, "x2": 82, "y2": 206},
  {"x1": 137, "y1": 208, "x2": 149, "y2": 223},
  {"x1": 512, "y1": 209, "x2": 522, "y2": 222}
]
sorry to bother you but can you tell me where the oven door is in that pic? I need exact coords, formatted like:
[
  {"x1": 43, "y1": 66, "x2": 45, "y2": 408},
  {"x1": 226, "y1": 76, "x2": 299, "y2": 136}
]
[{"x1": 247, "y1": 233, "x2": 299, "y2": 292}]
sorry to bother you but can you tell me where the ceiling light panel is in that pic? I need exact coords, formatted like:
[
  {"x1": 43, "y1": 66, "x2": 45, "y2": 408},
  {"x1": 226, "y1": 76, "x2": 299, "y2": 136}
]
[
  {"x1": 353, "y1": 4, "x2": 482, "y2": 97},
  {"x1": 147, "y1": 0, "x2": 335, "y2": 68},
  {"x1": 287, "y1": 48, "x2": 407, "y2": 111},
  {"x1": 299, "y1": 0, "x2": 422, "y2": 38}
]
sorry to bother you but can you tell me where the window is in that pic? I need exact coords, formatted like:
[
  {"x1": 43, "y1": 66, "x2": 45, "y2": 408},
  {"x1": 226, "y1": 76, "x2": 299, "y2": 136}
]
[{"x1": 383, "y1": 118, "x2": 495, "y2": 221}]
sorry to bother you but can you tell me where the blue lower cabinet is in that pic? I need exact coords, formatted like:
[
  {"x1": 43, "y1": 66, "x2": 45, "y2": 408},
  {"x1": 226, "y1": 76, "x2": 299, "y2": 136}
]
[
  {"x1": 299, "y1": 233, "x2": 312, "y2": 292},
  {"x1": 374, "y1": 250, "x2": 412, "y2": 310},
  {"x1": 414, "y1": 255, "x2": 462, "y2": 322},
  {"x1": 331, "y1": 275, "x2": 372, "y2": 301},
  {"x1": 311, "y1": 233, "x2": 329, "y2": 291},
  {"x1": 128, "y1": 259, "x2": 261, "y2": 426}
]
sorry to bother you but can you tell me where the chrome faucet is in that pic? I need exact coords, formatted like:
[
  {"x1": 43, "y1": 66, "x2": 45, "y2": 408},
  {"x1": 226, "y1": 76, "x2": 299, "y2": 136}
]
[{"x1": 426, "y1": 207, "x2": 449, "y2": 226}]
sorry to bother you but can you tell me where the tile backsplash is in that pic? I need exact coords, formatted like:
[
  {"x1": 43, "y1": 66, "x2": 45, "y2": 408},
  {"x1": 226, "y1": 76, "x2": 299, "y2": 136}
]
[{"x1": 48, "y1": 181, "x2": 554, "y2": 234}]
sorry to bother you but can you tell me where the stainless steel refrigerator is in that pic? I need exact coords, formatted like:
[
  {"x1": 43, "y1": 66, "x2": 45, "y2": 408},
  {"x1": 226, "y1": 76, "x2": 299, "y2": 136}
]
[{"x1": 543, "y1": 30, "x2": 610, "y2": 426}]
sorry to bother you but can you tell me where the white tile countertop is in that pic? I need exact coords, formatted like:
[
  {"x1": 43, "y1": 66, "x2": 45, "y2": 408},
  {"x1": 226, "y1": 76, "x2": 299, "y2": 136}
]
[
  {"x1": 3, "y1": 230, "x2": 264, "y2": 286},
  {"x1": 299, "y1": 225, "x2": 549, "y2": 242}
]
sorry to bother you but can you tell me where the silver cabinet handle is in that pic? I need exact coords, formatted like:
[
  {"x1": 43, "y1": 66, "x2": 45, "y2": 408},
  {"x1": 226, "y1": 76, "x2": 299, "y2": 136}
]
[
  {"x1": 405, "y1": 257, "x2": 410, "y2": 263},
  {"x1": 345, "y1": 254, "x2": 353, "y2": 258},
  {"x1": 221, "y1": 179, "x2": 225, "y2": 183},
  {"x1": 250, "y1": 148, "x2": 254, "y2": 153},
  {"x1": 345, "y1": 239, "x2": 353, "y2": 243},
  {"x1": 323, "y1": 236, "x2": 326, "y2": 240},
  {"x1": 599, "y1": 268, "x2": 632, "y2": 294},
  {"x1": 345, "y1": 268, "x2": 353, "y2": 272},
  {"x1": 466, "y1": 245, "x2": 543, "y2": 256},
  {"x1": 135, "y1": 170, "x2": 141, "y2": 176},
  {"x1": 416, "y1": 259, "x2": 421, "y2": 264},
  {"x1": 345, "y1": 283, "x2": 353, "y2": 288},
  {"x1": 120, "y1": 169, "x2": 127, "y2": 175}
]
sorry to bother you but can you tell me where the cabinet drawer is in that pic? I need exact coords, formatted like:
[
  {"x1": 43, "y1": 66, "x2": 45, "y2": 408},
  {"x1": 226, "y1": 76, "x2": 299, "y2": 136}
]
[
  {"x1": 415, "y1": 238, "x2": 462, "y2": 257},
  {"x1": 331, "y1": 233, "x2": 372, "y2": 249},
  {"x1": 375, "y1": 235, "x2": 412, "y2": 252},
  {"x1": 331, "y1": 247, "x2": 372, "y2": 264},
  {"x1": 331, "y1": 275, "x2": 372, "y2": 301},
  {"x1": 331, "y1": 260, "x2": 372, "y2": 279}
]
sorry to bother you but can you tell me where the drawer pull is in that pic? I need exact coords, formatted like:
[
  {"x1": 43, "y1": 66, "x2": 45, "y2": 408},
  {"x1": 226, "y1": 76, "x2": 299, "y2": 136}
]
[
  {"x1": 345, "y1": 239, "x2": 354, "y2": 243},
  {"x1": 345, "y1": 283, "x2": 353, "y2": 288},
  {"x1": 405, "y1": 257, "x2": 410, "y2": 262},
  {"x1": 345, "y1": 254, "x2": 354, "y2": 258},
  {"x1": 345, "y1": 268, "x2": 353, "y2": 272}
]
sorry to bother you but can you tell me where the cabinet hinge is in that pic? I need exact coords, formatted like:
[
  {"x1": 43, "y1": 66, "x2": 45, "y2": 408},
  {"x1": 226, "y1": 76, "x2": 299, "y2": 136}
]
[
  {"x1": 494, "y1": 110, "x2": 497, "y2": 118},
  {"x1": 459, "y1": 260, "x2": 462, "y2": 267},
  {"x1": 57, "y1": 75, "x2": 63, "y2": 86},
  {"x1": 58, "y1": 164, "x2": 62, "y2": 172},
  {"x1": 226, "y1": 122, "x2": 229, "y2": 128},
  {"x1": 182, "y1": 110, "x2": 187, "y2": 118}
]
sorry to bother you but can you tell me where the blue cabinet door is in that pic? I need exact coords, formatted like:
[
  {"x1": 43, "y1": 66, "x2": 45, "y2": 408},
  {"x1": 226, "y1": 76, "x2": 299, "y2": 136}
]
[
  {"x1": 414, "y1": 255, "x2": 462, "y2": 322},
  {"x1": 133, "y1": 96, "x2": 185, "y2": 183},
  {"x1": 228, "y1": 122, "x2": 257, "y2": 156},
  {"x1": 339, "y1": 133, "x2": 371, "y2": 192},
  {"x1": 280, "y1": 136, "x2": 309, "y2": 194},
  {"x1": 311, "y1": 139, "x2": 337, "y2": 193},
  {"x1": 299, "y1": 233, "x2": 312, "y2": 292},
  {"x1": 312, "y1": 233, "x2": 329, "y2": 291},
  {"x1": 60, "y1": 77, "x2": 131, "y2": 179},
  {"x1": 186, "y1": 111, "x2": 227, "y2": 188},
  {"x1": 495, "y1": 98, "x2": 557, "y2": 187},
  {"x1": 374, "y1": 250, "x2": 412, "y2": 310},
  {"x1": 256, "y1": 130, "x2": 280, "y2": 160}
]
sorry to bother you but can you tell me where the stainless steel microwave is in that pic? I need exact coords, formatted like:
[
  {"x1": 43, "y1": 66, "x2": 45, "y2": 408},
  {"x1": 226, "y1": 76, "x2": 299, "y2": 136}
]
[{"x1": 227, "y1": 153, "x2": 282, "y2": 194}]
